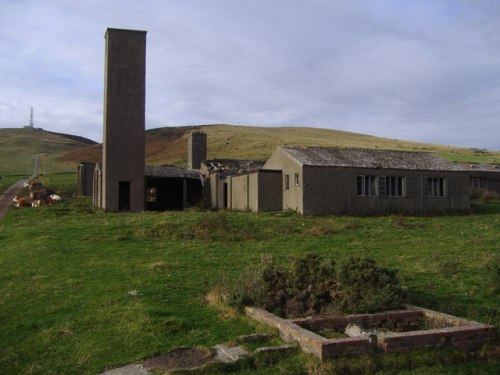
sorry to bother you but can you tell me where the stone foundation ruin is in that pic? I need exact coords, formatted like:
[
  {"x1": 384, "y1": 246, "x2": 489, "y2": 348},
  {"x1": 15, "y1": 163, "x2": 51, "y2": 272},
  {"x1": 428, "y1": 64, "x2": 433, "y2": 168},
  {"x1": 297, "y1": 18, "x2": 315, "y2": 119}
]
[{"x1": 246, "y1": 304, "x2": 496, "y2": 361}]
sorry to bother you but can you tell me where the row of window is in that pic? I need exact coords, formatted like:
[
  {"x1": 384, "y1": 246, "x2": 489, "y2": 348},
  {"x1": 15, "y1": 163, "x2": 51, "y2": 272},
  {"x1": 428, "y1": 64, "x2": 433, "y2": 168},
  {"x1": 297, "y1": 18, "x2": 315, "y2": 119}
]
[
  {"x1": 357, "y1": 175, "x2": 447, "y2": 197},
  {"x1": 284, "y1": 173, "x2": 448, "y2": 198}
]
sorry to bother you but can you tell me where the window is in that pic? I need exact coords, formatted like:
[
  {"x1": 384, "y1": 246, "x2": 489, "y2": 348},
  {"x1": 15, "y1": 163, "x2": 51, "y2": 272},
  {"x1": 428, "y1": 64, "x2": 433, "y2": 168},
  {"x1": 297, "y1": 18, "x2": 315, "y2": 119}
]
[
  {"x1": 386, "y1": 176, "x2": 405, "y2": 197},
  {"x1": 285, "y1": 174, "x2": 290, "y2": 191},
  {"x1": 427, "y1": 177, "x2": 446, "y2": 197},
  {"x1": 471, "y1": 176, "x2": 488, "y2": 189},
  {"x1": 294, "y1": 173, "x2": 300, "y2": 186},
  {"x1": 357, "y1": 175, "x2": 377, "y2": 196}
]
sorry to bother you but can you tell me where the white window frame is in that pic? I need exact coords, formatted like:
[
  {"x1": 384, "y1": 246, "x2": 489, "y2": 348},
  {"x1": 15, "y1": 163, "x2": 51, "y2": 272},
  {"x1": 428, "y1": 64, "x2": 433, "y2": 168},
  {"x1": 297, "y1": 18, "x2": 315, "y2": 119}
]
[{"x1": 357, "y1": 175, "x2": 377, "y2": 196}]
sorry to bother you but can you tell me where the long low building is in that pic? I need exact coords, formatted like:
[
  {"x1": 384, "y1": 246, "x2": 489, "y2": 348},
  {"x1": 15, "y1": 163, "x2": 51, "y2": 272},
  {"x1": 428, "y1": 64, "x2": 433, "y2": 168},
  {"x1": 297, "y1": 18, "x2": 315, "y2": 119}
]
[{"x1": 262, "y1": 146, "x2": 471, "y2": 215}]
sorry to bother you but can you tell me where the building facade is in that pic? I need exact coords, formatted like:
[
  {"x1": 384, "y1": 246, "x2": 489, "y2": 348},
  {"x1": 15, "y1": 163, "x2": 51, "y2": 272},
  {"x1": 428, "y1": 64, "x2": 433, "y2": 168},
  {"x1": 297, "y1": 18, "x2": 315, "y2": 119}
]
[{"x1": 263, "y1": 146, "x2": 471, "y2": 215}]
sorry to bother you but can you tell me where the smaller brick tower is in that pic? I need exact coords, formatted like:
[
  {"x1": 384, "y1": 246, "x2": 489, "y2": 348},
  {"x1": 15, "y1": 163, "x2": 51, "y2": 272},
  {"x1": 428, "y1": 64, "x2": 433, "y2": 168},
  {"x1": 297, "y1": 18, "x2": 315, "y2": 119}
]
[{"x1": 188, "y1": 132, "x2": 207, "y2": 170}]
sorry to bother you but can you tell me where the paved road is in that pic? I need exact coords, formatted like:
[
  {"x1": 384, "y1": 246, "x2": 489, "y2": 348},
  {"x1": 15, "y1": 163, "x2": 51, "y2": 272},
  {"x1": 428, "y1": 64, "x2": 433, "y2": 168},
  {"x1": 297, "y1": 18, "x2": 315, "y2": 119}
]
[{"x1": 0, "y1": 180, "x2": 26, "y2": 220}]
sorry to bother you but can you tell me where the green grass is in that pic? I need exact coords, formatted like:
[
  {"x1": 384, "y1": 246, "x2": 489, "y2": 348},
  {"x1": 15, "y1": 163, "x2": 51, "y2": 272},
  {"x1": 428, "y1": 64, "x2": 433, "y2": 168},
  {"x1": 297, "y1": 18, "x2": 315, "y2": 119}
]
[
  {"x1": 0, "y1": 176, "x2": 27, "y2": 194},
  {"x1": 0, "y1": 175, "x2": 499, "y2": 374}
]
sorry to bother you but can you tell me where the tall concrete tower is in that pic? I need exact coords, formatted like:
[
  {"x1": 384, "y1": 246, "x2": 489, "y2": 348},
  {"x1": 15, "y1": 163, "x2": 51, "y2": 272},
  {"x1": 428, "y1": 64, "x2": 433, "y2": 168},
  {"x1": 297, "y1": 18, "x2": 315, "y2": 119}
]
[
  {"x1": 102, "y1": 28, "x2": 147, "y2": 212},
  {"x1": 188, "y1": 131, "x2": 207, "y2": 169}
]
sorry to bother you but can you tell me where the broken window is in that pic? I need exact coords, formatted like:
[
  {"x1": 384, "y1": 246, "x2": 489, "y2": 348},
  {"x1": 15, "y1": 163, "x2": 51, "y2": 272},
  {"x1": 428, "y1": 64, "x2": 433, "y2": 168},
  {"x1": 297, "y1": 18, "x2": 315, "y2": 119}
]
[
  {"x1": 285, "y1": 174, "x2": 290, "y2": 191},
  {"x1": 294, "y1": 173, "x2": 300, "y2": 186}
]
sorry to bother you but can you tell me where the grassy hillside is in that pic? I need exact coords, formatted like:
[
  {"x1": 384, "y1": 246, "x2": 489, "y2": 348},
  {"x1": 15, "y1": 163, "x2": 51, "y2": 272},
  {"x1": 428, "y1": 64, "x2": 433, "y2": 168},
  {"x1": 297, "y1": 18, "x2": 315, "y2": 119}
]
[
  {"x1": 63, "y1": 124, "x2": 500, "y2": 167},
  {"x1": 2, "y1": 125, "x2": 499, "y2": 179},
  {"x1": 0, "y1": 128, "x2": 96, "y2": 176}
]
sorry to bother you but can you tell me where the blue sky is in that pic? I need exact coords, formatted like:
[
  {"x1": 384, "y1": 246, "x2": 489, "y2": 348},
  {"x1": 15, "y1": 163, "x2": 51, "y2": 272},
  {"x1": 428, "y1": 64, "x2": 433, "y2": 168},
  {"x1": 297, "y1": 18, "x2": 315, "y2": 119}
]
[{"x1": 1, "y1": 0, "x2": 499, "y2": 150}]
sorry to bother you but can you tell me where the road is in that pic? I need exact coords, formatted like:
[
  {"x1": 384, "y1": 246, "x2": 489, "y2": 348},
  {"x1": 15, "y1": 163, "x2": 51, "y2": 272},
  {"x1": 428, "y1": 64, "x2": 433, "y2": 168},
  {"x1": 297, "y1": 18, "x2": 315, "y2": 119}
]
[{"x1": 0, "y1": 179, "x2": 26, "y2": 220}]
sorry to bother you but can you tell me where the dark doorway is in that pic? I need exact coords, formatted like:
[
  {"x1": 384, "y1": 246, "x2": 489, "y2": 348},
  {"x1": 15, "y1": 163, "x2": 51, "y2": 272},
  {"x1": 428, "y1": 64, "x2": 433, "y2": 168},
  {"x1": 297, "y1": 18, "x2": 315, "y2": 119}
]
[
  {"x1": 118, "y1": 181, "x2": 131, "y2": 211},
  {"x1": 223, "y1": 182, "x2": 228, "y2": 208}
]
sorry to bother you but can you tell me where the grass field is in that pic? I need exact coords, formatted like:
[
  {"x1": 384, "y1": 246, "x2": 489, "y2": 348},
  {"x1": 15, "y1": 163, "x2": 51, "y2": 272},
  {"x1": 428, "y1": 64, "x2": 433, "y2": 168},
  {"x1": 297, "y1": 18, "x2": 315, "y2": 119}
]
[{"x1": 0, "y1": 172, "x2": 498, "y2": 374}]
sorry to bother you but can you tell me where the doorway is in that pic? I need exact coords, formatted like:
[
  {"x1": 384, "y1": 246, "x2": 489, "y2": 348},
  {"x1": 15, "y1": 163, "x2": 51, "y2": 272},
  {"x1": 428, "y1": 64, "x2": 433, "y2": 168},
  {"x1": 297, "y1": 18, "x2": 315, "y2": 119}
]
[{"x1": 118, "y1": 181, "x2": 131, "y2": 211}]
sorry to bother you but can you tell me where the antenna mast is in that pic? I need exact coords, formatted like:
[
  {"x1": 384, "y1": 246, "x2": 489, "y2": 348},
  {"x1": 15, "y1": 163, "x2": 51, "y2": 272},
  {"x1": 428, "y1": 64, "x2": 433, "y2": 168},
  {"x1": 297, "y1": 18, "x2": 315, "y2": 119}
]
[{"x1": 29, "y1": 107, "x2": 34, "y2": 128}]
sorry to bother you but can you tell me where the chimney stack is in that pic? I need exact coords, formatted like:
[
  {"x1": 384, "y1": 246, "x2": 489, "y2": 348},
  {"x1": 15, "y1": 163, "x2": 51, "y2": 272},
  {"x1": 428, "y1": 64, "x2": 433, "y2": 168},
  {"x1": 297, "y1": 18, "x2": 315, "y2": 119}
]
[{"x1": 188, "y1": 131, "x2": 207, "y2": 169}]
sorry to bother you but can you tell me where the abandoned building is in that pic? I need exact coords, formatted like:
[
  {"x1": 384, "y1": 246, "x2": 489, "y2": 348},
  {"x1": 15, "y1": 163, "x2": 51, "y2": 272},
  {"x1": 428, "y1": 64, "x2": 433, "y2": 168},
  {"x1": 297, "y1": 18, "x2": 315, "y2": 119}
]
[
  {"x1": 464, "y1": 163, "x2": 500, "y2": 194},
  {"x1": 78, "y1": 27, "x2": 500, "y2": 215},
  {"x1": 144, "y1": 165, "x2": 202, "y2": 211},
  {"x1": 261, "y1": 146, "x2": 471, "y2": 215}
]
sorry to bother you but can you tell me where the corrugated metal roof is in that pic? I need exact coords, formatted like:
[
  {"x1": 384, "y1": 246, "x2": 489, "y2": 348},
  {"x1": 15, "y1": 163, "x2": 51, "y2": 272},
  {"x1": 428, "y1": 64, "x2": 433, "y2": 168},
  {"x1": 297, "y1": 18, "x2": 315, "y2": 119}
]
[
  {"x1": 145, "y1": 165, "x2": 201, "y2": 179},
  {"x1": 283, "y1": 146, "x2": 465, "y2": 171}
]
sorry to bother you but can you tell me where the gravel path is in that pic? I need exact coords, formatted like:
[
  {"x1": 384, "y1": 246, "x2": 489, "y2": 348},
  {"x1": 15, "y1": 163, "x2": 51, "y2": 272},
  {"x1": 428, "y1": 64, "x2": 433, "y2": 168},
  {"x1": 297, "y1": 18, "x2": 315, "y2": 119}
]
[{"x1": 0, "y1": 180, "x2": 26, "y2": 220}]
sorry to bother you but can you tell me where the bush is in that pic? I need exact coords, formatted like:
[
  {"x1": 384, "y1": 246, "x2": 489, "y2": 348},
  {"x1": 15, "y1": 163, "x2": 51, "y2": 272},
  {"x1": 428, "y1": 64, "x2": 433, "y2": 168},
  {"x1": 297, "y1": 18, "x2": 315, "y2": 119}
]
[
  {"x1": 227, "y1": 253, "x2": 403, "y2": 317},
  {"x1": 332, "y1": 256, "x2": 403, "y2": 313}
]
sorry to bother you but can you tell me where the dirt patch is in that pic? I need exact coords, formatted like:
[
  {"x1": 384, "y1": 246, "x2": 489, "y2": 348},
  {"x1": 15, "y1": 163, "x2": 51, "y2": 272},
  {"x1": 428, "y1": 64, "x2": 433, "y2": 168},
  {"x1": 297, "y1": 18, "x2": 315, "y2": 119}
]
[{"x1": 142, "y1": 347, "x2": 213, "y2": 372}]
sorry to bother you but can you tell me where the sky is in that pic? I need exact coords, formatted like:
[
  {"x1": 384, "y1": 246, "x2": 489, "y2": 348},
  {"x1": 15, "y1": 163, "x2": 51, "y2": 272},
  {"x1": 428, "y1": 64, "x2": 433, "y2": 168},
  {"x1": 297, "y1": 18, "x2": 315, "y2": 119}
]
[{"x1": 0, "y1": 0, "x2": 499, "y2": 150}]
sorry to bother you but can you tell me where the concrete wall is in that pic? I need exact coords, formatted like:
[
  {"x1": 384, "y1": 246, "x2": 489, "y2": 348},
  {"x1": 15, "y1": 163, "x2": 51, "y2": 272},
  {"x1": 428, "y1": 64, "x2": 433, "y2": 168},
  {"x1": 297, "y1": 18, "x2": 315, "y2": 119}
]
[
  {"x1": 470, "y1": 171, "x2": 500, "y2": 194},
  {"x1": 302, "y1": 167, "x2": 470, "y2": 215},
  {"x1": 77, "y1": 162, "x2": 95, "y2": 196},
  {"x1": 102, "y1": 28, "x2": 146, "y2": 212},
  {"x1": 264, "y1": 148, "x2": 303, "y2": 212},
  {"x1": 230, "y1": 174, "x2": 249, "y2": 211},
  {"x1": 213, "y1": 171, "x2": 282, "y2": 212}
]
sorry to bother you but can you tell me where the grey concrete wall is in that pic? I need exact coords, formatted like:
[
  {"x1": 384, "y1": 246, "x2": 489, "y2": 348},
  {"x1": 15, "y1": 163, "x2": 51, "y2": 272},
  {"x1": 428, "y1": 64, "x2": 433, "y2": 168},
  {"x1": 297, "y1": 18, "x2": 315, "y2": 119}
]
[
  {"x1": 77, "y1": 162, "x2": 95, "y2": 196},
  {"x1": 302, "y1": 167, "x2": 470, "y2": 215},
  {"x1": 470, "y1": 171, "x2": 500, "y2": 194},
  {"x1": 102, "y1": 28, "x2": 146, "y2": 212}
]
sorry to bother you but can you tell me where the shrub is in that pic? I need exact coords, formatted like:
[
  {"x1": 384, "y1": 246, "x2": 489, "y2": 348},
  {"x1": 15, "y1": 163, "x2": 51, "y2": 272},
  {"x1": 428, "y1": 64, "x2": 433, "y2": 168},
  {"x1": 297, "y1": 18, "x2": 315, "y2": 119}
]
[
  {"x1": 227, "y1": 253, "x2": 403, "y2": 317},
  {"x1": 332, "y1": 256, "x2": 403, "y2": 313}
]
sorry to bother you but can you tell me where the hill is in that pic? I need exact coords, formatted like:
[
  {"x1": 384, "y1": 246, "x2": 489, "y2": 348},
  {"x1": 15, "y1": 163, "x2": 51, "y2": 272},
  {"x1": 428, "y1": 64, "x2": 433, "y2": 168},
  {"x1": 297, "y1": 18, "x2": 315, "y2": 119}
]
[
  {"x1": 0, "y1": 128, "x2": 96, "y2": 176},
  {"x1": 64, "y1": 124, "x2": 500, "y2": 166}
]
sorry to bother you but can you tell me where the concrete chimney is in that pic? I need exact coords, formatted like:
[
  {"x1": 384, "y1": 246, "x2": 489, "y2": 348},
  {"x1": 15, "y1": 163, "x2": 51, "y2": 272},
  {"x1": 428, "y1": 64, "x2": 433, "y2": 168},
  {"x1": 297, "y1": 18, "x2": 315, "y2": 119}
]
[
  {"x1": 188, "y1": 132, "x2": 207, "y2": 169},
  {"x1": 102, "y1": 28, "x2": 147, "y2": 212}
]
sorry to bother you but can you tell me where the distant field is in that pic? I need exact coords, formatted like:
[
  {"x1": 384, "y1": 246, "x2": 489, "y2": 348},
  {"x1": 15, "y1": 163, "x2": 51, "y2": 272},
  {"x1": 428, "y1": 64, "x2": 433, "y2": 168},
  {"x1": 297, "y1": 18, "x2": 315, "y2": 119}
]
[{"x1": 0, "y1": 175, "x2": 498, "y2": 374}]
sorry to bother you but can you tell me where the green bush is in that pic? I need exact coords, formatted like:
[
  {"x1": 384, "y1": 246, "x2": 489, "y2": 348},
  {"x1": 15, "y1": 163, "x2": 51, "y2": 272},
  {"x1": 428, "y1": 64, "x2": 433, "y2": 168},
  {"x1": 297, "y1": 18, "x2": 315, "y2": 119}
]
[
  {"x1": 227, "y1": 253, "x2": 403, "y2": 317},
  {"x1": 332, "y1": 256, "x2": 403, "y2": 313}
]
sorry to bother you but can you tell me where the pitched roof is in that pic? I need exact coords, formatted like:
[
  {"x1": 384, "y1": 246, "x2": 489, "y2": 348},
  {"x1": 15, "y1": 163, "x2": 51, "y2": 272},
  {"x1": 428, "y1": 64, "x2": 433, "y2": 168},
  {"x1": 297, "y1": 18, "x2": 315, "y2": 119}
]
[
  {"x1": 282, "y1": 146, "x2": 464, "y2": 171},
  {"x1": 145, "y1": 165, "x2": 201, "y2": 179}
]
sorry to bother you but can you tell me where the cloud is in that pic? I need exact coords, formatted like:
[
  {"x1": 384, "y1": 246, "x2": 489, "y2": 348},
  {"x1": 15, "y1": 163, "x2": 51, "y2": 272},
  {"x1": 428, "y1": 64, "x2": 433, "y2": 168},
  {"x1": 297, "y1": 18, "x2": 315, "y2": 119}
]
[{"x1": 0, "y1": 0, "x2": 499, "y2": 150}]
